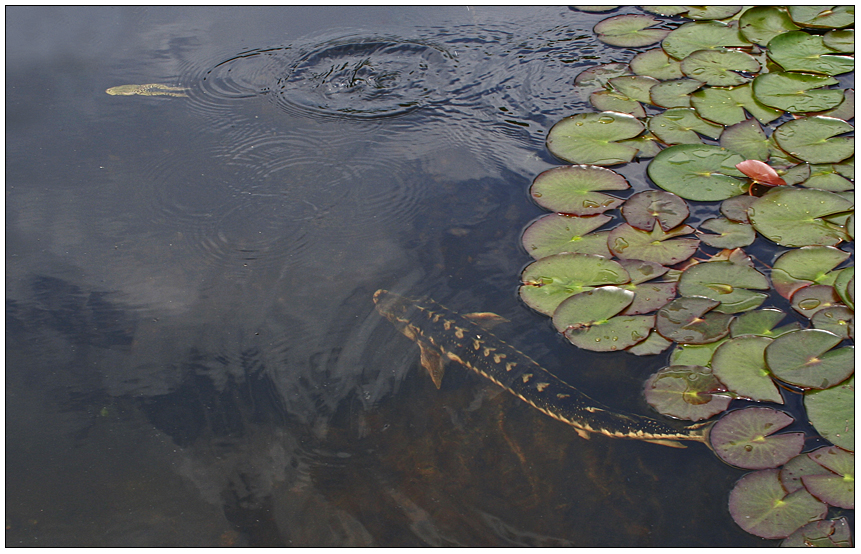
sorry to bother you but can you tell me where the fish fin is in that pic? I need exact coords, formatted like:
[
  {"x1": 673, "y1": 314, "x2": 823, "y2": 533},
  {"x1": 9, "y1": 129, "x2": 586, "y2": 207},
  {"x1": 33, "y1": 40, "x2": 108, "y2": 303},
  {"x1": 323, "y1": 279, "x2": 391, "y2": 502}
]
[
  {"x1": 643, "y1": 439, "x2": 687, "y2": 449},
  {"x1": 464, "y1": 312, "x2": 509, "y2": 330},
  {"x1": 575, "y1": 428, "x2": 591, "y2": 440},
  {"x1": 418, "y1": 341, "x2": 445, "y2": 389}
]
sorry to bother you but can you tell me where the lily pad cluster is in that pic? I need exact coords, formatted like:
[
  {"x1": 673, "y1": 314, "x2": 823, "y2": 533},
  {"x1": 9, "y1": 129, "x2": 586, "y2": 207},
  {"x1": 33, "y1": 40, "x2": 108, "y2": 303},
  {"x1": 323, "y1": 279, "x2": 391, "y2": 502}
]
[{"x1": 538, "y1": 5, "x2": 854, "y2": 543}]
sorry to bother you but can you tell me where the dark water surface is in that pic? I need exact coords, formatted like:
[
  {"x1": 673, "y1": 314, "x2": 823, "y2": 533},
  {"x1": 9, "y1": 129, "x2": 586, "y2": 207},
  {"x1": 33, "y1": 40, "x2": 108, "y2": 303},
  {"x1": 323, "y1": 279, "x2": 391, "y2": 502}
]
[{"x1": 7, "y1": 6, "x2": 767, "y2": 546}]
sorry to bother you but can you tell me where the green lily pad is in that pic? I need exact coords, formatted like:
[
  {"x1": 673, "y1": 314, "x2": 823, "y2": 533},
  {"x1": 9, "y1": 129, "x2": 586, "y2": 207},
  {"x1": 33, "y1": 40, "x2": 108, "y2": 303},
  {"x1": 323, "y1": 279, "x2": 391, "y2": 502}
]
[
  {"x1": 594, "y1": 14, "x2": 670, "y2": 47},
  {"x1": 656, "y1": 296, "x2": 734, "y2": 344},
  {"x1": 771, "y1": 246, "x2": 851, "y2": 299},
  {"x1": 648, "y1": 108, "x2": 724, "y2": 145},
  {"x1": 718, "y1": 119, "x2": 768, "y2": 161},
  {"x1": 832, "y1": 266, "x2": 854, "y2": 310},
  {"x1": 823, "y1": 29, "x2": 854, "y2": 53},
  {"x1": 649, "y1": 78, "x2": 703, "y2": 108},
  {"x1": 781, "y1": 518, "x2": 854, "y2": 547},
  {"x1": 547, "y1": 112, "x2": 646, "y2": 166},
  {"x1": 682, "y1": 5, "x2": 743, "y2": 20},
  {"x1": 752, "y1": 72, "x2": 844, "y2": 113},
  {"x1": 617, "y1": 133, "x2": 663, "y2": 159},
  {"x1": 711, "y1": 407, "x2": 804, "y2": 469},
  {"x1": 772, "y1": 116, "x2": 854, "y2": 165},
  {"x1": 811, "y1": 306, "x2": 854, "y2": 340},
  {"x1": 738, "y1": 6, "x2": 801, "y2": 46},
  {"x1": 662, "y1": 21, "x2": 750, "y2": 61},
  {"x1": 730, "y1": 308, "x2": 801, "y2": 339},
  {"x1": 719, "y1": 194, "x2": 757, "y2": 223},
  {"x1": 608, "y1": 75, "x2": 660, "y2": 105},
  {"x1": 529, "y1": 165, "x2": 629, "y2": 216},
  {"x1": 780, "y1": 452, "x2": 833, "y2": 493},
  {"x1": 805, "y1": 375, "x2": 854, "y2": 451},
  {"x1": 748, "y1": 187, "x2": 854, "y2": 247},
  {"x1": 626, "y1": 329, "x2": 673, "y2": 356},
  {"x1": 817, "y1": 88, "x2": 855, "y2": 121},
  {"x1": 678, "y1": 261, "x2": 769, "y2": 313},
  {"x1": 590, "y1": 89, "x2": 646, "y2": 118},
  {"x1": 803, "y1": 446, "x2": 855, "y2": 508},
  {"x1": 574, "y1": 63, "x2": 632, "y2": 89},
  {"x1": 620, "y1": 190, "x2": 689, "y2": 232},
  {"x1": 729, "y1": 469, "x2": 828, "y2": 539},
  {"x1": 617, "y1": 258, "x2": 668, "y2": 284},
  {"x1": 696, "y1": 84, "x2": 784, "y2": 127},
  {"x1": 768, "y1": 31, "x2": 855, "y2": 76},
  {"x1": 669, "y1": 338, "x2": 727, "y2": 367},
  {"x1": 681, "y1": 48, "x2": 760, "y2": 87},
  {"x1": 802, "y1": 163, "x2": 855, "y2": 192},
  {"x1": 552, "y1": 287, "x2": 654, "y2": 352},
  {"x1": 766, "y1": 329, "x2": 855, "y2": 390},
  {"x1": 519, "y1": 253, "x2": 630, "y2": 316},
  {"x1": 697, "y1": 217, "x2": 756, "y2": 249},
  {"x1": 648, "y1": 144, "x2": 748, "y2": 201},
  {"x1": 521, "y1": 214, "x2": 612, "y2": 260},
  {"x1": 790, "y1": 284, "x2": 843, "y2": 320},
  {"x1": 711, "y1": 336, "x2": 783, "y2": 403},
  {"x1": 630, "y1": 48, "x2": 684, "y2": 81},
  {"x1": 779, "y1": 163, "x2": 812, "y2": 185},
  {"x1": 788, "y1": 5, "x2": 855, "y2": 29},
  {"x1": 643, "y1": 365, "x2": 731, "y2": 421},
  {"x1": 640, "y1": 6, "x2": 689, "y2": 17},
  {"x1": 608, "y1": 223, "x2": 700, "y2": 266}
]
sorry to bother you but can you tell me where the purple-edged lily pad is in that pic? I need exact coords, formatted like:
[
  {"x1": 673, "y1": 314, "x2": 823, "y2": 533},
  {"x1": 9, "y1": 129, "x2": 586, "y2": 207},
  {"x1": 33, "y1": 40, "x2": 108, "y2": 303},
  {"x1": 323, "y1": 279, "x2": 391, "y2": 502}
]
[
  {"x1": 608, "y1": 223, "x2": 699, "y2": 266},
  {"x1": 644, "y1": 365, "x2": 731, "y2": 421},
  {"x1": 781, "y1": 518, "x2": 854, "y2": 547},
  {"x1": 621, "y1": 190, "x2": 689, "y2": 232},
  {"x1": 812, "y1": 306, "x2": 854, "y2": 340},
  {"x1": 697, "y1": 217, "x2": 756, "y2": 249},
  {"x1": 710, "y1": 407, "x2": 804, "y2": 469},
  {"x1": 790, "y1": 284, "x2": 843, "y2": 319},
  {"x1": 656, "y1": 296, "x2": 734, "y2": 344},
  {"x1": 780, "y1": 453, "x2": 835, "y2": 494},
  {"x1": 802, "y1": 446, "x2": 855, "y2": 509},
  {"x1": 678, "y1": 261, "x2": 770, "y2": 314}
]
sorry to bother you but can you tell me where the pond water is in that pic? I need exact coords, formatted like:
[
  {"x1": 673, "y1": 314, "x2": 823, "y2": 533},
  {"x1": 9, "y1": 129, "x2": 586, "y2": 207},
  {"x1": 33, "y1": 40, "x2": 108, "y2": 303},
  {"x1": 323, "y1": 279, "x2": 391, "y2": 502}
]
[{"x1": 8, "y1": 6, "x2": 773, "y2": 546}]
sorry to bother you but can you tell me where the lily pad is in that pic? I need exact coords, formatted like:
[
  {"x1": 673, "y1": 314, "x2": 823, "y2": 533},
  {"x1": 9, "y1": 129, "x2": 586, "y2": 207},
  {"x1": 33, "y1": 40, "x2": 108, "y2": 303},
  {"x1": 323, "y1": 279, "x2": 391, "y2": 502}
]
[
  {"x1": 650, "y1": 78, "x2": 703, "y2": 108},
  {"x1": 728, "y1": 469, "x2": 828, "y2": 539},
  {"x1": 648, "y1": 144, "x2": 748, "y2": 201},
  {"x1": 832, "y1": 266, "x2": 854, "y2": 310},
  {"x1": 730, "y1": 308, "x2": 801, "y2": 339},
  {"x1": 738, "y1": 6, "x2": 801, "y2": 46},
  {"x1": 823, "y1": 29, "x2": 854, "y2": 53},
  {"x1": 752, "y1": 72, "x2": 844, "y2": 114},
  {"x1": 626, "y1": 329, "x2": 673, "y2": 356},
  {"x1": 697, "y1": 217, "x2": 756, "y2": 249},
  {"x1": 662, "y1": 21, "x2": 750, "y2": 61},
  {"x1": 811, "y1": 306, "x2": 854, "y2": 340},
  {"x1": 529, "y1": 165, "x2": 629, "y2": 216},
  {"x1": 790, "y1": 284, "x2": 842, "y2": 319},
  {"x1": 552, "y1": 287, "x2": 654, "y2": 352},
  {"x1": 780, "y1": 452, "x2": 834, "y2": 493},
  {"x1": 817, "y1": 88, "x2": 855, "y2": 121},
  {"x1": 643, "y1": 365, "x2": 731, "y2": 421},
  {"x1": 521, "y1": 214, "x2": 612, "y2": 260},
  {"x1": 802, "y1": 163, "x2": 855, "y2": 192},
  {"x1": 711, "y1": 336, "x2": 783, "y2": 403},
  {"x1": 772, "y1": 116, "x2": 854, "y2": 165},
  {"x1": 608, "y1": 75, "x2": 660, "y2": 105},
  {"x1": 697, "y1": 84, "x2": 784, "y2": 128},
  {"x1": 656, "y1": 296, "x2": 734, "y2": 344},
  {"x1": 718, "y1": 119, "x2": 771, "y2": 161},
  {"x1": 803, "y1": 446, "x2": 855, "y2": 508},
  {"x1": 547, "y1": 112, "x2": 646, "y2": 166},
  {"x1": 768, "y1": 31, "x2": 855, "y2": 76},
  {"x1": 748, "y1": 187, "x2": 854, "y2": 247},
  {"x1": 519, "y1": 253, "x2": 630, "y2": 316},
  {"x1": 765, "y1": 329, "x2": 855, "y2": 390},
  {"x1": 594, "y1": 14, "x2": 670, "y2": 47},
  {"x1": 681, "y1": 48, "x2": 760, "y2": 87},
  {"x1": 648, "y1": 108, "x2": 723, "y2": 145},
  {"x1": 805, "y1": 375, "x2": 854, "y2": 451},
  {"x1": 590, "y1": 89, "x2": 646, "y2": 118},
  {"x1": 771, "y1": 245, "x2": 851, "y2": 299},
  {"x1": 621, "y1": 281, "x2": 678, "y2": 315},
  {"x1": 681, "y1": 6, "x2": 743, "y2": 21},
  {"x1": 607, "y1": 223, "x2": 700, "y2": 266},
  {"x1": 678, "y1": 261, "x2": 770, "y2": 313},
  {"x1": 620, "y1": 190, "x2": 689, "y2": 232},
  {"x1": 781, "y1": 518, "x2": 854, "y2": 547},
  {"x1": 719, "y1": 194, "x2": 757, "y2": 224},
  {"x1": 788, "y1": 5, "x2": 855, "y2": 29},
  {"x1": 630, "y1": 48, "x2": 684, "y2": 81},
  {"x1": 711, "y1": 407, "x2": 804, "y2": 469}
]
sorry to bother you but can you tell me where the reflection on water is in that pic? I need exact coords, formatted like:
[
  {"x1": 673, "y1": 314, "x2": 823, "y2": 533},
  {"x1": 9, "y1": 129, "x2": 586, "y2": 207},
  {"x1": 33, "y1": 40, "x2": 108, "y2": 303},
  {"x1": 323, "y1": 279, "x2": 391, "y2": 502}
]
[{"x1": 7, "y1": 6, "x2": 767, "y2": 546}]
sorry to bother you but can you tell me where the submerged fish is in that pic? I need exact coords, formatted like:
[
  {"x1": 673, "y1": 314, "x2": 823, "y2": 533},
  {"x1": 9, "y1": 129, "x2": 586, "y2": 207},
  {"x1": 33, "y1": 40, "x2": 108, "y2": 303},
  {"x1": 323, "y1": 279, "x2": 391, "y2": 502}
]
[
  {"x1": 106, "y1": 83, "x2": 188, "y2": 97},
  {"x1": 373, "y1": 289, "x2": 712, "y2": 448}
]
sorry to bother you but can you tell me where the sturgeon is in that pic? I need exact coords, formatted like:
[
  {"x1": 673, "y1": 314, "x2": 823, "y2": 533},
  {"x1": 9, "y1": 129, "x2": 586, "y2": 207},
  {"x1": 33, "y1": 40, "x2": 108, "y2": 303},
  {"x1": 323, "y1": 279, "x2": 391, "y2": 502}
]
[{"x1": 373, "y1": 289, "x2": 712, "y2": 448}]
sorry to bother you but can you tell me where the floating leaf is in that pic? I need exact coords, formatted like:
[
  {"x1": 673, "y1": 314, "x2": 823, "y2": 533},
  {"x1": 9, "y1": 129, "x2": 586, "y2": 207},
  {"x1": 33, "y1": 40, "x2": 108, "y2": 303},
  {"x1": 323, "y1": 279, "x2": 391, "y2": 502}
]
[
  {"x1": 547, "y1": 112, "x2": 645, "y2": 166},
  {"x1": 648, "y1": 144, "x2": 748, "y2": 201},
  {"x1": 790, "y1": 284, "x2": 842, "y2": 319},
  {"x1": 811, "y1": 306, "x2": 854, "y2": 340},
  {"x1": 630, "y1": 48, "x2": 683, "y2": 80},
  {"x1": 766, "y1": 329, "x2": 855, "y2": 390},
  {"x1": 805, "y1": 375, "x2": 854, "y2": 451},
  {"x1": 607, "y1": 223, "x2": 699, "y2": 265},
  {"x1": 768, "y1": 31, "x2": 854, "y2": 76},
  {"x1": 644, "y1": 365, "x2": 731, "y2": 421},
  {"x1": 803, "y1": 446, "x2": 855, "y2": 508},
  {"x1": 656, "y1": 296, "x2": 734, "y2": 344},
  {"x1": 521, "y1": 214, "x2": 612, "y2": 260},
  {"x1": 752, "y1": 72, "x2": 844, "y2": 113},
  {"x1": 711, "y1": 407, "x2": 803, "y2": 469},
  {"x1": 553, "y1": 287, "x2": 654, "y2": 352},
  {"x1": 617, "y1": 259, "x2": 668, "y2": 285},
  {"x1": 620, "y1": 190, "x2": 689, "y2": 232},
  {"x1": 695, "y1": 84, "x2": 784, "y2": 128},
  {"x1": 669, "y1": 339, "x2": 728, "y2": 367},
  {"x1": 728, "y1": 469, "x2": 828, "y2": 539},
  {"x1": 590, "y1": 89, "x2": 646, "y2": 117},
  {"x1": 802, "y1": 163, "x2": 855, "y2": 192},
  {"x1": 711, "y1": 336, "x2": 783, "y2": 403},
  {"x1": 594, "y1": 14, "x2": 670, "y2": 47},
  {"x1": 748, "y1": 187, "x2": 854, "y2": 247},
  {"x1": 781, "y1": 518, "x2": 854, "y2": 547},
  {"x1": 678, "y1": 261, "x2": 769, "y2": 313},
  {"x1": 730, "y1": 308, "x2": 800, "y2": 339},
  {"x1": 681, "y1": 48, "x2": 760, "y2": 87},
  {"x1": 817, "y1": 88, "x2": 855, "y2": 121},
  {"x1": 662, "y1": 21, "x2": 750, "y2": 61},
  {"x1": 529, "y1": 165, "x2": 629, "y2": 215},
  {"x1": 621, "y1": 281, "x2": 677, "y2": 315},
  {"x1": 608, "y1": 75, "x2": 660, "y2": 105},
  {"x1": 640, "y1": 6, "x2": 689, "y2": 17},
  {"x1": 698, "y1": 217, "x2": 756, "y2": 249},
  {"x1": 519, "y1": 253, "x2": 630, "y2": 316},
  {"x1": 771, "y1": 246, "x2": 851, "y2": 300},
  {"x1": 573, "y1": 63, "x2": 632, "y2": 102},
  {"x1": 780, "y1": 452, "x2": 833, "y2": 493},
  {"x1": 832, "y1": 266, "x2": 854, "y2": 310},
  {"x1": 719, "y1": 195, "x2": 757, "y2": 224},
  {"x1": 649, "y1": 78, "x2": 703, "y2": 108},
  {"x1": 823, "y1": 29, "x2": 854, "y2": 53},
  {"x1": 788, "y1": 5, "x2": 855, "y2": 29},
  {"x1": 738, "y1": 6, "x2": 801, "y2": 46},
  {"x1": 648, "y1": 108, "x2": 723, "y2": 145},
  {"x1": 626, "y1": 329, "x2": 673, "y2": 356},
  {"x1": 682, "y1": 5, "x2": 743, "y2": 20},
  {"x1": 772, "y1": 116, "x2": 854, "y2": 165}
]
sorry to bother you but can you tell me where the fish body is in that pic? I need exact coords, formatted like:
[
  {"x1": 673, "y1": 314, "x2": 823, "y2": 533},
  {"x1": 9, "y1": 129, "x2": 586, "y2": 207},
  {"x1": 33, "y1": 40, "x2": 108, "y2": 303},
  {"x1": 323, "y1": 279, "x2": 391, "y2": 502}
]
[
  {"x1": 373, "y1": 289, "x2": 711, "y2": 448},
  {"x1": 106, "y1": 83, "x2": 188, "y2": 97}
]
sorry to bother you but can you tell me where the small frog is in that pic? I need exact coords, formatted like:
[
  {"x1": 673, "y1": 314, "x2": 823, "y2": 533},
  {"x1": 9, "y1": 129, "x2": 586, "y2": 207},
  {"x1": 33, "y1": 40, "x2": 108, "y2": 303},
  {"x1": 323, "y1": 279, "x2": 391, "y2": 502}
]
[{"x1": 106, "y1": 83, "x2": 188, "y2": 97}]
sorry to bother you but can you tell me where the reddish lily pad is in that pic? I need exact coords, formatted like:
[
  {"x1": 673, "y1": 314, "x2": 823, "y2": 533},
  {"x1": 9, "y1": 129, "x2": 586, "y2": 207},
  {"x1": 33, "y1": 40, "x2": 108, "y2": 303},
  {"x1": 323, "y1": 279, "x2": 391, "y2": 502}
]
[
  {"x1": 781, "y1": 452, "x2": 834, "y2": 494},
  {"x1": 529, "y1": 165, "x2": 629, "y2": 216},
  {"x1": 678, "y1": 261, "x2": 770, "y2": 314},
  {"x1": 748, "y1": 187, "x2": 854, "y2": 247},
  {"x1": 552, "y1": 287, "x2": 654, "y2": 352},
  {"x1": 710, "y1": 407, "x2": 804, "y2": 469},
  {"x1": 765, "y1": 329, "x2": 854, "y2": 390},
  {"x1": 832, "y1": 266, "x2": 854, "y2": 310},
  {"x1": 711, "y1": 336, "x2": 783, "y2": 403},
  {"x1": 729, "y1": 469, "x2": 828, "y2": 539},
  {"x1": 735, "y1": 159, "x2": 785, "y2": 186},
  {"x1": 608, "y1": 223, "x2": 700, "y2": 266},
  {"x1": 805, "y1": 375, "x2": 855, "y2": 452},
  {"x1": 719, "y1": 195, "x2": 757, "y2": 224},
  {"x1": 620, "y1": 190, "x2": 689, "y2": 232},
  {"x1": 626, "y1": 330, "x2": 673, "y2": 356},
  {"x1": 644, "y1": 365, "x2": 731, "y2": 421},
  {"x1": 781, "y1": 518, "x2": 854, "y2": 547},
  {"x1": 656, "y1": 296, "x2": 734, "y2": 345},
  {"x1": 547, "y1": 112, "x2": 646, "y2": 166},
  {"x1": 648, "y1": 144, "x2": 748, "y2": 201},
  {"x1": 521, "y1": 214, "x2": 612, "y2": 260}
]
